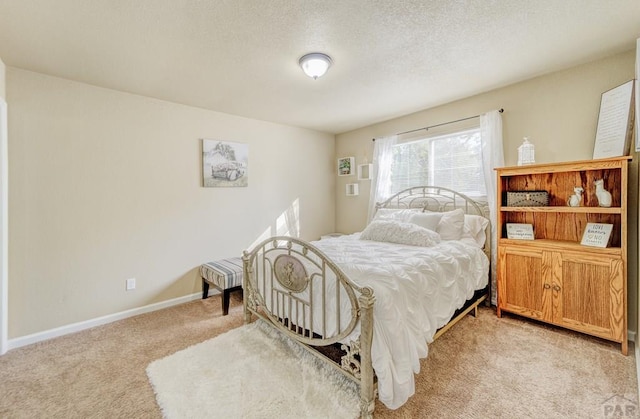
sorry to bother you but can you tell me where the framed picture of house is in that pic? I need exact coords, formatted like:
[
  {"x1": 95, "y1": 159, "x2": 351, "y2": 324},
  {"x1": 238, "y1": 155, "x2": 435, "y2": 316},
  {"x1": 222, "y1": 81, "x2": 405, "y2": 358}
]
[
  {"x1": 202, "y1": 139, "x2": 248, "y2": 187},
  {"x1": 338, "y1": 157, "x2": 355, "y2": 176}
]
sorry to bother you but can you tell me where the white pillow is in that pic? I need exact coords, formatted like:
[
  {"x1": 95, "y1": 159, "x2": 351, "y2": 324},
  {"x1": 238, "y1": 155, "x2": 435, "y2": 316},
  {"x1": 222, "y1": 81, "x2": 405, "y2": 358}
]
[
  {"x1": 408, "y1": 212, "x2": 442, "y2": 232},
  {"x1": 437, "y1": 209, "x2": 465, "y2": 240},
  {"x1": 462, "y1": 214, "x2": 490, "y2": 247},
  {"x1": 372, "y1": 208, "x2": 422, "y2": 223},
  {"x1": 360, "y1": 220, "x2": 441, "y2": 247}
]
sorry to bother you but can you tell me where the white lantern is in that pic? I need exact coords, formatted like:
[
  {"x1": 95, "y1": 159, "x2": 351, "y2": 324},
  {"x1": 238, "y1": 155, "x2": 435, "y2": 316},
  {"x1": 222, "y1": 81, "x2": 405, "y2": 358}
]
[{"x1": 517, "y1": 137, "x2": 535, "y2": 166}]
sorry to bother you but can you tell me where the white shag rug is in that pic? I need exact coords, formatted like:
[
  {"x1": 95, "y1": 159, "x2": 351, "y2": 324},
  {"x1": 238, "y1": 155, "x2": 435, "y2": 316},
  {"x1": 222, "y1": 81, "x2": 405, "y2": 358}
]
[{"x1": 146, "y1": 321, "x2": 361, "y2": 419}]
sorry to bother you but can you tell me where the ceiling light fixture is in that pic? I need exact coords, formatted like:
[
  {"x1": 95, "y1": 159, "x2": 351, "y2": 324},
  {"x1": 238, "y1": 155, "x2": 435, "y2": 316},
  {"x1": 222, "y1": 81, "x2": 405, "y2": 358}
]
[{"x1": 299, "y1": 53, "x2": 332, "y2": 80}]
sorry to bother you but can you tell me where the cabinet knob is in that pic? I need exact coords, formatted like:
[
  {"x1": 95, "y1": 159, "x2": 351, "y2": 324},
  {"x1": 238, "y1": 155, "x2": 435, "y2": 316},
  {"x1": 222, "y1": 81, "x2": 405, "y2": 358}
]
[{"x1": 543, "y1": 283, "x2": 551, "y2": 289}]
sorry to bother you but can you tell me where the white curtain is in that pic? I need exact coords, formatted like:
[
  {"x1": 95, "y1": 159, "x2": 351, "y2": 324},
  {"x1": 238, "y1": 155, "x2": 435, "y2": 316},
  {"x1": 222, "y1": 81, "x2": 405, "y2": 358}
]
[
  {"x1": 367, "y1": 134, "x2": 398, "y2": 223},
  {"x1": 480, "y1": 110, "x2": 504, "y2": 305}
]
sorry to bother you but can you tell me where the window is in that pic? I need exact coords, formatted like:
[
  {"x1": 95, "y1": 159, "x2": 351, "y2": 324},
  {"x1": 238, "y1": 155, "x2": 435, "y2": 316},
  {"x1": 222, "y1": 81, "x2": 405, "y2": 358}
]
[{"x1": 390, "y1": 128, "x2": 486, "y2": 198}]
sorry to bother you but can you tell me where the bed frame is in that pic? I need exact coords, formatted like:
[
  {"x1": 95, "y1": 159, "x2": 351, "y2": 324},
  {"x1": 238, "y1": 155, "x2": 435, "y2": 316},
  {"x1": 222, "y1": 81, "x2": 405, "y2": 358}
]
[{"x1": 242, "y1": 186, "x2": 490, "y2": 418}]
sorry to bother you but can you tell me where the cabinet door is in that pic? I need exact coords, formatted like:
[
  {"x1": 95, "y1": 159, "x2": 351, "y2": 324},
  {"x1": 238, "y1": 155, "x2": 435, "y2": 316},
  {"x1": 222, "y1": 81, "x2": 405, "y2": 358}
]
[
  {"x1": 554, "y1": 251, "x2": 624, "y2": 341},
  {"x1": 498, "y1": 246, "x2": 552, "y2": 321}
]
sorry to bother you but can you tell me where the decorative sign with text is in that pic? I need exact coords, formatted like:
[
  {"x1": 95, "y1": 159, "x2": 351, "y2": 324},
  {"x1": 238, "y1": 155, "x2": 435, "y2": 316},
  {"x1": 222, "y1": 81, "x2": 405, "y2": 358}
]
[
  {"x1": 506, "y1": 223, "x2": 535, "y2": 240},
  {"x1": 580, "y1": 223, "x2": 613, "y2": 248},
  {"x1": 593, "y1": 80, "x2": 634, "y2": 159}
]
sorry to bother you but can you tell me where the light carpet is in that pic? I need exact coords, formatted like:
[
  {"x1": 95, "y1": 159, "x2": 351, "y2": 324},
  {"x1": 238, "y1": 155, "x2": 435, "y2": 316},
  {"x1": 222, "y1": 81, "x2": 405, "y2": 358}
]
[{"x1": 146, "y1": 320, "x2": 360, "y2": 419}]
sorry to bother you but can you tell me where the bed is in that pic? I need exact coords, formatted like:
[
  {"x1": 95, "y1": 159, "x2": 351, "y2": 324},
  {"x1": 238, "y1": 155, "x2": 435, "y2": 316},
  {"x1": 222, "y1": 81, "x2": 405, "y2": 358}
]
[{"x1": 242, "y1": 186, "x2": 490, "y2": 418}]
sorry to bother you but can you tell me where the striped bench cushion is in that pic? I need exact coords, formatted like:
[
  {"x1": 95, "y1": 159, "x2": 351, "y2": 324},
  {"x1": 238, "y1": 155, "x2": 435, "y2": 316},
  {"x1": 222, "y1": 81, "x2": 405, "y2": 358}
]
[{"x1": 200, "y1": 257, "x2": 243, "y2": 290}]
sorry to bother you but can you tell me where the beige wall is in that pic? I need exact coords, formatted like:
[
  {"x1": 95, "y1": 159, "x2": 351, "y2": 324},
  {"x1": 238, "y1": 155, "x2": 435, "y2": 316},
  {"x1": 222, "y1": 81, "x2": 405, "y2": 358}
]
[
  {"x1": 0, "y1": 56, "x2": 5, "y2": 354},
  {"x1": 335, "y1": 49, "x2": 638, "y2": 333},
  {"x1": 7, "y1": 68, "x2": 336, "y2": 338},
  {"x1": 0, "y1": 57, "x2": 5, "y2": 100}
]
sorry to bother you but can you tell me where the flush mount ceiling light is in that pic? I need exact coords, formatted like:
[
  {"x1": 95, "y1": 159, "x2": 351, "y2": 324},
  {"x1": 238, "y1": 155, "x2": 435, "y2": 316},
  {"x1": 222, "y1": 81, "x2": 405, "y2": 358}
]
[{"x1": 299, "y1": 53, "x2": 332, "y2": 79}]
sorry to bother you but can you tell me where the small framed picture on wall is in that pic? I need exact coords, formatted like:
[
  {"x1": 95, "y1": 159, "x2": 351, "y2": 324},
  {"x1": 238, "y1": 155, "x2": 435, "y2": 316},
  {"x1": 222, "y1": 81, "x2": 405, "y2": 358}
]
[
  {"x1": 338, "y1": 156, "x2": 355, "y2": 176},
  {"x1": 202, "y1": 139, "x2": 249, "y2": 187}
]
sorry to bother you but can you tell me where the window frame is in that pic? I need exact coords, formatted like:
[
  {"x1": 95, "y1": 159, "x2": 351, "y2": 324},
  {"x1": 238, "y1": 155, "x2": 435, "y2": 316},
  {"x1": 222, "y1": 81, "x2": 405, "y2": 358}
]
[{"x1": 390, "y1": 126, "x2": 486, "y2": 200}]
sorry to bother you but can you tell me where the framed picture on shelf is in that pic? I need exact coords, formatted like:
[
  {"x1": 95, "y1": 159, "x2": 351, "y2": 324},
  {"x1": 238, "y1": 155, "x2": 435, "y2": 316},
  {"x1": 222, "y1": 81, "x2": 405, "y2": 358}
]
[
  {"x1": 580, "y1": 223, "x2": 613, "y2": 248},
  {"x1": 506, "y1": 223, "x2": 534, "y2": 240},
  {"x1": 337, "y1": 157, "x2": 355, "y2": 176}
]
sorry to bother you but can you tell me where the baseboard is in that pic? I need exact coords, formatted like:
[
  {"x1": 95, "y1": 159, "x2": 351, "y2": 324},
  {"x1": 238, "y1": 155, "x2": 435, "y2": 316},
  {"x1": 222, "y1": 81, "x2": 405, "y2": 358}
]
[{"x1": 6, "y1": 289, "x2": 221, "y2": 352}]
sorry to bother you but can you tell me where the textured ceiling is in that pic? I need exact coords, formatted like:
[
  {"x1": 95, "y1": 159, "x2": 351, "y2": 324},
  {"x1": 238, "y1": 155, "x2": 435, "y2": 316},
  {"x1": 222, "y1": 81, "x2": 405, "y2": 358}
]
[{"x1": 0, "y1": 1, "x2": 638, "y2": 134}]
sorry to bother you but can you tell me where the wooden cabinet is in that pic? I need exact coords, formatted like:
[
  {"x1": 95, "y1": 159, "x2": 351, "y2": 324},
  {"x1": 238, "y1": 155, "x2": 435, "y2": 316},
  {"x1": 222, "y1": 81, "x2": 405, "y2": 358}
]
[{"x1": 496, "y1": 157, "x2": 629, "y2": 354}]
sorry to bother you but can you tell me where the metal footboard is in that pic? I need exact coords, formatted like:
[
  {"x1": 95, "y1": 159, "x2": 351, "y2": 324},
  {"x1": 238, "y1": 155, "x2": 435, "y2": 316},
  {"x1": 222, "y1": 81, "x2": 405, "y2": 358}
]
[{"x1": 242, "y1": 237, "x2": 376, "y2": 418}]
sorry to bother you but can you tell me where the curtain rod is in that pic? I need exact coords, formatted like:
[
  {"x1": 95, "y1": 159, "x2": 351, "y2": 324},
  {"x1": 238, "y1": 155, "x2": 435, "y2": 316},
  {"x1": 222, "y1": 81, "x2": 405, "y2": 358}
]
[{"x1": 372, "y1": 108, "x2": 504, "y2": 141}]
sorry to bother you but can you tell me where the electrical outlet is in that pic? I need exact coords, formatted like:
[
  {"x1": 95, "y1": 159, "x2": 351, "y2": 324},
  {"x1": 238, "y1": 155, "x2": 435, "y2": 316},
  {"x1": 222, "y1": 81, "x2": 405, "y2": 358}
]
[{"x1": 126, "y1": 278, "x2": 136, "y2": 291}]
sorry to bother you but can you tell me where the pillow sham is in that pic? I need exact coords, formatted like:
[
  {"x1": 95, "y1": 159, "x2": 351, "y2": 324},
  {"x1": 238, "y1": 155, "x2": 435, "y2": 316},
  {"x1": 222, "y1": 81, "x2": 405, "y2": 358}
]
[
  {"x1": 408, "y1": 212, "x2": 442, "y2": 232},
  {"x1": 360, "y1": 219, "x2": 441, "y2": 247},
  {"x1": 420, "y1": 209, "x2": 489, "y2": 246},
  {"x1": 462, "y1": 214, "x2": 490, "y2": 248},
  {"x1": 372, "y1": 208, "x2": 422, "y2": 223},
  {"x1": 437, "y1": 208, "x2": 465, "y2": 240}
]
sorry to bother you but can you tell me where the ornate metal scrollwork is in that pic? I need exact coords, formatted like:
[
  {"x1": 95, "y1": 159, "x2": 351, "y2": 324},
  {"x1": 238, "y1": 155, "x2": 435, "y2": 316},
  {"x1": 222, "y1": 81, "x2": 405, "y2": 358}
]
[
  {"x1": 340, "y1": 338, "x2": 362, "y2": 379},
  {"x1": 273, "y1": 254, "x2": 309, "y2": 293},
  {"x1": 246, "y1": 286, "x2": 259, "y2": 311},
  {"x1": 359, "y1": 287, "x2": 374, "y2": 298}
]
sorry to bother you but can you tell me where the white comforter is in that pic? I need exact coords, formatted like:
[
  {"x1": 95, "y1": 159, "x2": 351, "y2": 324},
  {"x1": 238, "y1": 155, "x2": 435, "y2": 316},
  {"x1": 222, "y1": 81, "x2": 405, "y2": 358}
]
[{"x1": 313, "y1": 233, "x2": 489, "y2": 410}]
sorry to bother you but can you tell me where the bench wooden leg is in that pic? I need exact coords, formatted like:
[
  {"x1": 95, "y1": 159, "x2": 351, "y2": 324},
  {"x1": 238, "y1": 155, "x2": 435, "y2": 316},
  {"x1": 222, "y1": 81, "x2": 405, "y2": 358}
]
[
  {"x1": 222, "y1": 289, "x2": 231, "y2": 316},
  {"x1": 202, "y1": 279, "x2": 209, "y2": 300}
]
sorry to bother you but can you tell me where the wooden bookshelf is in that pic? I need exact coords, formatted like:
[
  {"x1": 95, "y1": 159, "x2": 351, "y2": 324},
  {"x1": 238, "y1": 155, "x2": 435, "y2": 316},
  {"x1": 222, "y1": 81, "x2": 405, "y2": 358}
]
[{"x1": 495, "y1": 156, "x2": 630, "y2": 355}]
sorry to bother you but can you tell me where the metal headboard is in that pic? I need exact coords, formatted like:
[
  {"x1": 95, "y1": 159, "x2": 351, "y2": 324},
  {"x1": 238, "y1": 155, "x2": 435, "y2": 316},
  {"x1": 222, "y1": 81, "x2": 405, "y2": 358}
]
[{"x1": 375, "y1": 186, "x2": 487, "y2": 216}]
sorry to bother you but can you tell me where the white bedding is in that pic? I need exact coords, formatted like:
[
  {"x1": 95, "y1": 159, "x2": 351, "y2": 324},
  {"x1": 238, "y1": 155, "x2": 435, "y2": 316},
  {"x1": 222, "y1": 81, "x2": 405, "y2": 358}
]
[{"x1": 312, "y1": 233, "x2": 489, "y2": 410}]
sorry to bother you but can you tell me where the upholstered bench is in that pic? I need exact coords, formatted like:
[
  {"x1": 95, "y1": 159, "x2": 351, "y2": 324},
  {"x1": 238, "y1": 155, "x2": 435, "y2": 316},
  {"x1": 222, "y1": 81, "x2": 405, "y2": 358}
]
[{"x1": 200, "y1": 257, "x2": 243, "y2": 315}]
